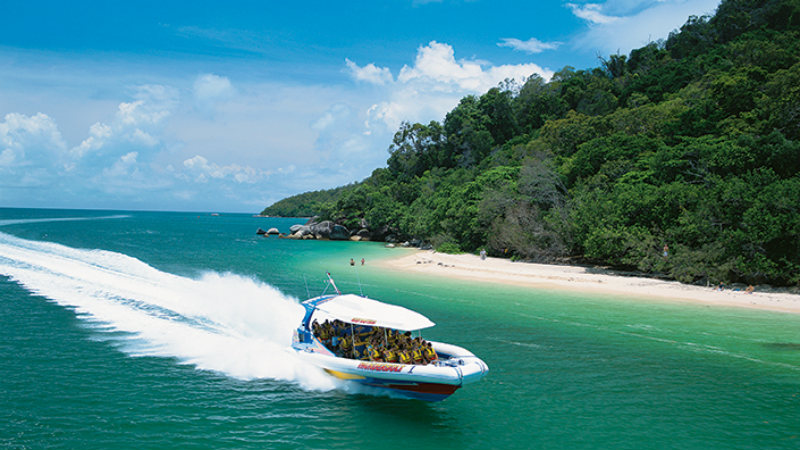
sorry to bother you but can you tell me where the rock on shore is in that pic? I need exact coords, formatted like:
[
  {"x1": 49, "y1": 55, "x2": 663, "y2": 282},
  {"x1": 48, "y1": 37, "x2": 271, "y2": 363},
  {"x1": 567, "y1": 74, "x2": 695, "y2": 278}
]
[{"x1": 267, "y1": 216, "x2": 411, "y2": 244}]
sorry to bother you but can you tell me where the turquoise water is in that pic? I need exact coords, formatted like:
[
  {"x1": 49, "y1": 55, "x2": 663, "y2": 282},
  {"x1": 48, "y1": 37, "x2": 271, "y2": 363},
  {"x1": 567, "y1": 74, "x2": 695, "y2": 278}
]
[{"x1": 1, "y1": 208, "x2": 798, "y2": 449}]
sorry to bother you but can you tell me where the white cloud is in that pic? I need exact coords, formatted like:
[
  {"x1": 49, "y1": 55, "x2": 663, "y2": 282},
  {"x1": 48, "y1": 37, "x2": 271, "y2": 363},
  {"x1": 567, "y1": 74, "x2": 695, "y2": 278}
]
[
  {"x1": 312, "y1": 104, "x2": 351, "y2": 132},
  {"x1": 72, "y1": 84, "x2": 178, "y2": 159},
  {"x1": 193, "y1": 73, "x2": 235, "y2": 102},
  {"x1": 567, "y1": 3, "x2": 620, "y2": 24},
  {"x1": 568, "y1": 0, "x2": 722, "y2": 56},
  {"x1": 74, "y1": 122, "x2": 112, "y2": 156},
  {"x1": 0, "y1": 61, "x2": 353, "y2": 211},
  {"x1": 0, "y1": 112, "x2": 66, "y2": 167},
  {"x1": 396, "y1": 41, "x2": 552, "y2": 93},
  {"x1": 365, "y1": 87, "x2": 455, "y2": 133},
  {"x1": 349, "y1": 41, "x2": 554, "y2": 132},
  {"x1": 101, "y1": 151, "x2": 139, "y2": 178},
  {"x1": 397, "y1": 41, "x2": 482, "y2": 90},
  {"x1": 498, "y1": 37, "x2": 561, "y2": 54},
  {"x1": 309, "y1": 103, "x2": 377, "y2": 164},
  {"x1": 345, "y1": 59, "x2": 394, "y2": 85},
  {"x1": 120, "y1": 85, "x2": 178, "y2": 126},
  {"x1": 182, "y1": 154, "x2": 275, "y2": 184}
]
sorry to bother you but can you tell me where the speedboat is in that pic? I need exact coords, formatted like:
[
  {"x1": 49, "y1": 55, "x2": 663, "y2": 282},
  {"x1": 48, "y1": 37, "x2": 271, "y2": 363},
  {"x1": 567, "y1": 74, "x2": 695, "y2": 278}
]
[{"x1": 291, "y1": 274, "x2": 489, "y2": 401}]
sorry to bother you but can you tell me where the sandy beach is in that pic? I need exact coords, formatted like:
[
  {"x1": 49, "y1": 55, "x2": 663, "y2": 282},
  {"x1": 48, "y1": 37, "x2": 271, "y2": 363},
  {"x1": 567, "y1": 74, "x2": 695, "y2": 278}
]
[{"x1": 379, "y1": 250, "x2": 800, "y2": 314}]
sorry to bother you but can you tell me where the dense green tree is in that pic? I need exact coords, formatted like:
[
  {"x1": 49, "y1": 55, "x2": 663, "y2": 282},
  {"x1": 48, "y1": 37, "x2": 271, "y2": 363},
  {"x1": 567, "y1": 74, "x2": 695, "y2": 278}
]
[{"x1": 514, "y1": 74, "x2": 567, "y2": 133}]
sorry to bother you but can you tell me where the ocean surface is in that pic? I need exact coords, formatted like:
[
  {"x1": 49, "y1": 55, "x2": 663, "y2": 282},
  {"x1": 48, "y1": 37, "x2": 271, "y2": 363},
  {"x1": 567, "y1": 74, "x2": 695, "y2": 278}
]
[{"x1": 0, "y1": 208, "x2": 798, "y2": 449}]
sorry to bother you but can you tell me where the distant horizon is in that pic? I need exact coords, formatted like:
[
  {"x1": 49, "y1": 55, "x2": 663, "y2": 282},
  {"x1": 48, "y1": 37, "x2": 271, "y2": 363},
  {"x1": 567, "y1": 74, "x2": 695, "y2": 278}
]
[
  {"x1": 1, "y1": 0, "x2": 722, "y2": 212},
  {"x1": 0, "y1": 205, "x2": 271, "y2": 215}
]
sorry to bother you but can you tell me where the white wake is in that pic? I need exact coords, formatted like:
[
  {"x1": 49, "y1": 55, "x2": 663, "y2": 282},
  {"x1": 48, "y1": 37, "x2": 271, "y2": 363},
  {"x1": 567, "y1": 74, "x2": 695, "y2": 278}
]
[{"x1": 0, "y1": 230, "x2": 337, "y2": 390}]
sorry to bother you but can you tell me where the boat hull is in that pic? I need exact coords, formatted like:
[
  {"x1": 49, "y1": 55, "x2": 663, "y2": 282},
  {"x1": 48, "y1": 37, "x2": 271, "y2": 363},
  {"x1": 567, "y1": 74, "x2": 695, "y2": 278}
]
[
  {"x1": 292, "y1": 333, "x2": 489, "y2": 401},
  {"x1": 323, "y1": 367, "x2": 460, "y2": 401}
]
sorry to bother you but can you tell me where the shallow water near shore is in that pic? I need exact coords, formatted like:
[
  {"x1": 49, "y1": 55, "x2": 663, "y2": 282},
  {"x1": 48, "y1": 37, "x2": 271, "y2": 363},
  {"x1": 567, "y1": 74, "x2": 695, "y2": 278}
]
[{"x1": 1, "y1": 208, "x2": 798, "y2": 449}]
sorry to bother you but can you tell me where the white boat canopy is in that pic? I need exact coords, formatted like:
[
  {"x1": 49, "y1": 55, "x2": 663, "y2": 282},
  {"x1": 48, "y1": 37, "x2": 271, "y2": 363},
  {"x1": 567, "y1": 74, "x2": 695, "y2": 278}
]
[{"x1": 312, "y1": 294, "x2": 435, "y2": 331}]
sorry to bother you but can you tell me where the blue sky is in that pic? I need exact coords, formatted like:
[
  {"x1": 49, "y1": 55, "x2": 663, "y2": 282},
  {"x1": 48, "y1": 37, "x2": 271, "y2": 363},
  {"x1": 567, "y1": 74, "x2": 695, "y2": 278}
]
[{"x1": 0, "y1": 0, "x2": 721, "y2": 213}]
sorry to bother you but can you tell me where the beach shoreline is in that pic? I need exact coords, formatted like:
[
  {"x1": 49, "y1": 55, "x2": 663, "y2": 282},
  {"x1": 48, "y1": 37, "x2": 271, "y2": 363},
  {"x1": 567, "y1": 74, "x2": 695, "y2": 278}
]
[{"x1": 377, "y1": 249, "x2": 800, "y2": 314}]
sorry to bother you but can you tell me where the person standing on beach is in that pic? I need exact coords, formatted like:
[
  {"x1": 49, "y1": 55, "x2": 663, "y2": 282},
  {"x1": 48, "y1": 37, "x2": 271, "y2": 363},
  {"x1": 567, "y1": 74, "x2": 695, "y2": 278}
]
[{"x1": 663, "y1": 244, "x2": 669, "y2": 258}]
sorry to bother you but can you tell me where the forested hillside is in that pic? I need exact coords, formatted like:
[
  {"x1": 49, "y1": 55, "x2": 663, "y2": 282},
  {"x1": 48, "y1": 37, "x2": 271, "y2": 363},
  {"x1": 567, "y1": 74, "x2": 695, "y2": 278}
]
[{"x1": 263, "y1": 0, "x2": 800, "y2": 286}]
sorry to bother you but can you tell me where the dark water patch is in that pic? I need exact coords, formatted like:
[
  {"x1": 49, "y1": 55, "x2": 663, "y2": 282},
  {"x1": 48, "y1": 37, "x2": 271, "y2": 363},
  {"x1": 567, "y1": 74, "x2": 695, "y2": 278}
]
[{"x1": 763, "y1": 342, "x2": 800, "y2": 351}]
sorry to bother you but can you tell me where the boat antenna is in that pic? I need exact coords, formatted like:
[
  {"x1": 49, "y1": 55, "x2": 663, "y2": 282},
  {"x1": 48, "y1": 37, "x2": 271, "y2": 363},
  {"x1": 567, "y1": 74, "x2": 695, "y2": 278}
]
[
  {"x1": 320, "y1": 275, "x2": 331, "y2": 296},
  {"x1": 326, "y1": 272, "x2": 341, "y2": 295},
  {"x1": 354, "y1": 265, "x2": 364, "y2": 296}
]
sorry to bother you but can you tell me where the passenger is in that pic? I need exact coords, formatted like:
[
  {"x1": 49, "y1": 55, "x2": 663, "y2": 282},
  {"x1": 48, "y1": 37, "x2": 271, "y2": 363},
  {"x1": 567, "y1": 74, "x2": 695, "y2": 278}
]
[
  {"x1": 423, "y1": 342, "x2": 437, "y2": 362},
  {"x1": 355, "y1": 325, "x2": 372, "y2": 340},
  {"x1": 411, "y1": 345, "x2": 424, "y2": 365},
  {"x1": 325, "y1": 321, "x2": 335, "y2": 339},
  {"x1": 397, "y1": 346, "x2": 412, "y2": 365},
  {"x1": 328, "y1": 320, "x2": 336, "y2": 336},
  {"x1": 383, "y1": 347, "x2": 398, "y2": 363},
  {"x1": 318, "y1": 323, "x2": 331, "y2": 342},
  {"x1": 333, "y1": 320, "x2": 346, "y2": 337},
  {"x1": 368, "y1": 345, "x2": 383, "y2": 362},
  {"x1": 368, "y1": 327, "x2": 380, "y2": 341},
  {"x1": 386, "y1": 330, "x2": 397, "y2": 346},
  {"x1": 340, "y1": 335, "x2": 352, "y2": 358},
  {"x1": 369, "y1": 335, "x2": 383, "y2": 351},
  {"x1": 353, "y1": 336, "x2": 368, "y2": 359},
  {"x1": 331, "y1": 333, "x2": 339, "y2": 350}
]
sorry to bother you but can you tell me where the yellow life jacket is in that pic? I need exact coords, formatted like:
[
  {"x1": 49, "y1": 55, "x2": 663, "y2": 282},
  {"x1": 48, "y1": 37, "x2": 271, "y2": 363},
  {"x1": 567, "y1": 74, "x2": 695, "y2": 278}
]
[
  {"x1": 412, "y1": 348, "x2": 423, "y2": 363},
  {"x1": 357, "y1": 327, "x2": 372, "y2": 339},
  {"x1": 424, "y1": 346, "x2": 437, "y2": 360},
  {"x1": 340, "y1": 336, "x2": 351, "y2": 350},
  {"x1": 398, "y1": 351, "x2": 411, "y2": 364},
  {"x1": 384, "y1": 350, "x2": 397, "y2": 362},
  {"x1": 369, "y1": 347, "x2": 382, "y2": 360}
]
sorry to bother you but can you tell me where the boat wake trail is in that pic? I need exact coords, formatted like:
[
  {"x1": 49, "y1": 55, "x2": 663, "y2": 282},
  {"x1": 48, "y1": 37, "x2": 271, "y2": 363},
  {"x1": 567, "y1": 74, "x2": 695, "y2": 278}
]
[
  {"x1": 0, "y1": 214, "x2": 131, "y2": 227},
  {"x1": 0, "y1": 231, "x2": 337, "y2": 390}
]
